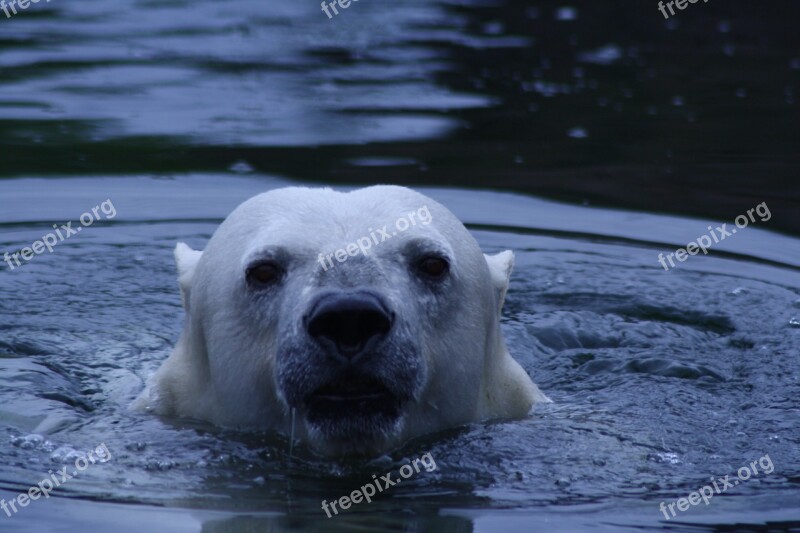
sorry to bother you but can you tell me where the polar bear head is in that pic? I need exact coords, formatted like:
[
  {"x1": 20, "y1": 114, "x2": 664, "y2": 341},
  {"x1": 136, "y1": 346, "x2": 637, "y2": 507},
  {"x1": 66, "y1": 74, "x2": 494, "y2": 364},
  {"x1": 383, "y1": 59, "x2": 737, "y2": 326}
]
[{"x1": 137, "y1": 186, "x2": 548, "y2": 456}]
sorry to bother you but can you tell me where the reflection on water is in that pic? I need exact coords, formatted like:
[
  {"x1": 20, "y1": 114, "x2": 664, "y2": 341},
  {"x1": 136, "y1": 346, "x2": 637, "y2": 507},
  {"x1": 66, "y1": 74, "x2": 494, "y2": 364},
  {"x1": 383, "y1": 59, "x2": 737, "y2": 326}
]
[{"x1": 1, "y1": 1, "x2": 799, "y2": 231}]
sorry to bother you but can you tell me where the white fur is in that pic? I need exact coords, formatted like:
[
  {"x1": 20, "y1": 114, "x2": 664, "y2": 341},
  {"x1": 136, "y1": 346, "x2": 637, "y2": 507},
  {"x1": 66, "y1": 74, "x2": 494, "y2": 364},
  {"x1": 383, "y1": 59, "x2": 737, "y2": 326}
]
[{"x1": 134, "y1": 186, "x2": 549, "y2": 455}]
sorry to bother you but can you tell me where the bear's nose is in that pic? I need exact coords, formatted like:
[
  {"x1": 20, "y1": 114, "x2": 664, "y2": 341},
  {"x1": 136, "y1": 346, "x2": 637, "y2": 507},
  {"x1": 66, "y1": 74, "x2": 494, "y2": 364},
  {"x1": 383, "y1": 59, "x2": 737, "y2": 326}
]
[{"x1": 306, "y1": 291, "x2": 393, "y2": 363}]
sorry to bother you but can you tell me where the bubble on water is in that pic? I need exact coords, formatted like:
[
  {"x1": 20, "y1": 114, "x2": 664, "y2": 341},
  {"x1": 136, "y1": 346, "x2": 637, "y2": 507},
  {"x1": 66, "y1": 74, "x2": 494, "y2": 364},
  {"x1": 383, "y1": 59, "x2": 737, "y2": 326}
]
[
  {"x1": 215, "y1": 454, "x2": 234, "y2": 466},
  {"x1": 146, "y1": 460, "x2": 175, "y2": 471},
  {"x1": 68, "y1": 450, "x2": 88, "y2": 463},
  {"x1": 672, "y1": 96, "x2": 685, "y2": 107},
  {"x1": 731, "y1": 287, "x2": 748, "y2": 295},
  {"x1": 50, "y1": 446, "x2": 79, "y2": 463},
  {"x1": 126, "y1": 442, "x2": 147, "y2": 452},
  {"x1": 649, "y1": 452, "x2": 681, "y2": 465},
  {"x1": 789, "y1": 317, "x2": 800, "y2": 328},
  {"x1": 793, "y1": 299, "x2": 800, "y2": 308},
  {"x1": 11, "y1": 434, "x2": 45, "y2": 450},
  {"x1": 254, "y1": 476, "x2": 266, "y2": 486}
]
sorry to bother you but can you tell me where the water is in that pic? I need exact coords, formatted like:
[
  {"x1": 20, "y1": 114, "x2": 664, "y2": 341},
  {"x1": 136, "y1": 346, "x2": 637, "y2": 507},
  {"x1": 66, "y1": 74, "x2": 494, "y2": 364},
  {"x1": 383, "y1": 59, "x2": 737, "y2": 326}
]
[
  {"x1": 1, "y1": 175, "x2": 798, "y2": 531},
  {"x1": 1, "y1": 0, "x2": 799, "y2": 531}
]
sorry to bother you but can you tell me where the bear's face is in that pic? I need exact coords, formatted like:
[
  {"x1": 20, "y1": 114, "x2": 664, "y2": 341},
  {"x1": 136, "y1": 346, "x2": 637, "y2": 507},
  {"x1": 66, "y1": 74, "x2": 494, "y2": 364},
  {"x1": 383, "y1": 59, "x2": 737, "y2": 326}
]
[
  {"x1": 170, "y1": 186, "x2": 515, "y2": 456},
  {"x1": 270, "y1": 235, "x2": 449, "y2": 455}
]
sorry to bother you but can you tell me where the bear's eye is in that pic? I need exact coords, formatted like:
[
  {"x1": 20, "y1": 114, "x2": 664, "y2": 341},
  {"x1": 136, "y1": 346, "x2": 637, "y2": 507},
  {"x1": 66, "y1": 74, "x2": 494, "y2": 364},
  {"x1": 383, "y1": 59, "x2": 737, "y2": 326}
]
[
  {"x1": 416, "y1": 255, "x2": 449, "y2": 280},
  {"x1": 246, "y1": 261, "x2": 284, "y2": 287}
]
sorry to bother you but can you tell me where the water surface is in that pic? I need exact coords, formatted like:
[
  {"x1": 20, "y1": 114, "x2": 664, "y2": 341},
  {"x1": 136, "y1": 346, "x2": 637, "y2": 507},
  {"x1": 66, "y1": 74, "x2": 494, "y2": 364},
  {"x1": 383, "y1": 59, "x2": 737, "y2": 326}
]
[
  {"x1": 1, "y1": 175, "x2": 799, "y2": 531},
  {"x1": 1, "y1": 0, "x2": 799, "y2": 530}
]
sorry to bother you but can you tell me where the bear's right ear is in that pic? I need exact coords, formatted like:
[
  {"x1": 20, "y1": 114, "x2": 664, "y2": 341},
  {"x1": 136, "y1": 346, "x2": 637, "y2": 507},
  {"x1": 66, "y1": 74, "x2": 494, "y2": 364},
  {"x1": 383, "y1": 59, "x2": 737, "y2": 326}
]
[
  {"x1": 175, "y1": 242, "x2": 203, "y2": 309},
  {"x1": 484, "y1": 250, "x2": 514, "y2": 313}
]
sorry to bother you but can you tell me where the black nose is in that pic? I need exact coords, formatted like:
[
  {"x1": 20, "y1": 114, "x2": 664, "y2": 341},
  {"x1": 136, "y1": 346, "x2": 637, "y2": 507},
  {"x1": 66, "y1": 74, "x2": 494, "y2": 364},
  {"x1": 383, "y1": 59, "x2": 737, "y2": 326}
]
[{"x1": 306, "y1": 291, "x2": 393, "y2": 363}]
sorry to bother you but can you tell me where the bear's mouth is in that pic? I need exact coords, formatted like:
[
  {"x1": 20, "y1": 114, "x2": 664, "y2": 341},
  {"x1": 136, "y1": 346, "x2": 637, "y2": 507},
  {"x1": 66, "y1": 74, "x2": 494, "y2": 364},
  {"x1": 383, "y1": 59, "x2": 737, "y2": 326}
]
[{"x1": 305, "y1": 374, "x2": 402, "y2": 423}]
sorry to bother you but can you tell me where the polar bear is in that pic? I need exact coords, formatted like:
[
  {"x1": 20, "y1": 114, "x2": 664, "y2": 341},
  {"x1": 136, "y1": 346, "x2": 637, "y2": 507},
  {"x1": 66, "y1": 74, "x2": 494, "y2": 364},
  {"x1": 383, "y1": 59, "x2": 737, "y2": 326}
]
[{"x1": 135, "y1": 186, "x2": 549, "y2": 456}]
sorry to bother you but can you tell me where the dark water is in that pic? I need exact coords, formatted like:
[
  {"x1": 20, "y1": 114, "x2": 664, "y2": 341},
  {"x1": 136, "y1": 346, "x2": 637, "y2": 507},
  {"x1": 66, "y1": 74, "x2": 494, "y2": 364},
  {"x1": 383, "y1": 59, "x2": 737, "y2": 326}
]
[
  {"x1": 1, "y1": 0, "x2": 799, "y2": 531},
  {"x1": 1, "y1": 0, "x2": 799, "y2": 231}
]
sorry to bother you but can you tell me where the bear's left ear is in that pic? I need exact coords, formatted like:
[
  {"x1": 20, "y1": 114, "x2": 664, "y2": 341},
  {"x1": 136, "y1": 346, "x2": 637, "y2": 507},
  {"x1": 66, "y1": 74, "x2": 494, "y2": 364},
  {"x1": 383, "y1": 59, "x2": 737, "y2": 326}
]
[
  {"x1": 484, "y1": 250, "x2": 514, "y2": 313},
  {"x1": 175, "y1": 242, "x2": 203, "y2": 309}
]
